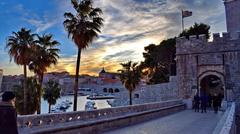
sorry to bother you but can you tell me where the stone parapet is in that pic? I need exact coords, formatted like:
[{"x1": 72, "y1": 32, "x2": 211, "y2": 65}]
[
  {"x1": 18, "y1": 100, "x2": 185, "y2": 134},
  {"x1": 213, "y1": 102, "x2": 236, "y2": 134}
]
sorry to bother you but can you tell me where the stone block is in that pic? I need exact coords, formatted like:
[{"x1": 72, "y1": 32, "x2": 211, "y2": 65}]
[
  {"x1": 222, "y1": 32, "x2": 231, "y2": 39},
  {"x1": 213, "y1": 33, "x2": 221, "y2": 41},
  {"x1": 199, "y1": 34, "x2": 207, "y2": 42},
  {"x1": 189, "y1": 35, "x2": 197, "y2": 40}
]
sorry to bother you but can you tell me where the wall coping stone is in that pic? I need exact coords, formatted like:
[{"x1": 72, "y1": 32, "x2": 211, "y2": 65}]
[{"x1": 213, "y1": 102, "x2": 236, "y2": 134}]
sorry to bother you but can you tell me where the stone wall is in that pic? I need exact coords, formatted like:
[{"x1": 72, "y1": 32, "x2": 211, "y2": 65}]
[
  {"x1": 213, "y1": 102, "x2": 236, "y2": 134},
  {"x1": 176, "y1": 33, "x2": 240, "y2": 100},
  {"x1": 109, "y1": 76, "x2": 178, "y2": 107},
  {"x1": 225, "y1": 0, "x2": 240, "y2": 39}
]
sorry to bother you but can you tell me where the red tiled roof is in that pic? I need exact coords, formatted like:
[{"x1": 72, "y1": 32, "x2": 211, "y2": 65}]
[{"x1": 102, "y1": 78, "x2": 119, "y2": 84}]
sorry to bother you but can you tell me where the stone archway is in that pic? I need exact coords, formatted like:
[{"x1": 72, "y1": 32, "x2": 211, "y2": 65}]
[{"x1": 198, "y1": 71, "x2": 225, "y2": 99}]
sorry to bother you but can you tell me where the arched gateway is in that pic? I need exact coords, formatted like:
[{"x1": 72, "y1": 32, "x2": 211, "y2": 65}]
[
  {"x1": 198, "y1": 71, "x2": 225, "y2": 96},
  {"x1": 176, "y1": 0, "x2": 240, "y2": 107}
]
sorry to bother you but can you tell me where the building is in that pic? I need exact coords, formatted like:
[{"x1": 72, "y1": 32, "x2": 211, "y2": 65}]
[
  {"x1": 99, "y1": 68, "x2": 120, "y2": 79},
  {"x1": 98, "y1": 68, "x2": 124, "y2": 93},
  {"x1": 1, "y1": 75, "x2": 24, "y2": 92},
  {"x1": 176, "y1": 0, "x2": 240, "y2": 106},
  {"x1": 0, "y1": 69, "x2": 3, "y2": 92},
  {"x1": 43, "y1": 71, "x2": 70, "y2": 84}
]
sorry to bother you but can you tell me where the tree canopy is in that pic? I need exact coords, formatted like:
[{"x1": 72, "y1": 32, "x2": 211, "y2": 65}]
[
  {"x1": 179, "y1": 23, "x2": 210, "y2": 39},
  {"x1": 43, "y1": 80, "x2": 61, "y2": 113},
  {"x1": 12, "y1": 77, "x2": 40, "y2": 115}
]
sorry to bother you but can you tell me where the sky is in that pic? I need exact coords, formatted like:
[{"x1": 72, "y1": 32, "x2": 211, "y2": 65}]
[{"x1": 0, "y1": 0, "x2": 227, "y2": 76}]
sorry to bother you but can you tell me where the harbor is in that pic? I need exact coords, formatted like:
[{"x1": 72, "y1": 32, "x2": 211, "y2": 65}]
[{"x1": 40, "y1": 95, "x2": 112, "y2": 114}]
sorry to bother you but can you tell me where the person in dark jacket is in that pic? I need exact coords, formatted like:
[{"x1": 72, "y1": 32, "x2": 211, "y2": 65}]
[
  {"x1": 193, "y1": 94, "x2": 200, "y2": 112},
  {"x1": 200, "y1": 93, "x2": 208, "y2": 113},
  {"x1": 0, "y1": 91, "x2": 18, "y2": 134},
  {"x1": 208, "y1": 94, "x2": 213, "y2": 108},
  {"x1": 217, "y1": 93, "x2": 224, "y2": 109},
  {"x1": 213, "y1": 93, "x2": 219, "y2": 114}
]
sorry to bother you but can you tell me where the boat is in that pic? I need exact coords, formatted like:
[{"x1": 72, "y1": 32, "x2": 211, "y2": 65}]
[
  {"x1": 65, "y1": 99, "x2": 73, "y2": 104},
  {"x1": 51, "y1": 100, "x2": 72, "y2": 112},
  {"x1": 87, "y1": 94, "x2": 115, "y2": 100},
  {"x1": 85, "y1": 101, "x2": 97, "y2": 110}
]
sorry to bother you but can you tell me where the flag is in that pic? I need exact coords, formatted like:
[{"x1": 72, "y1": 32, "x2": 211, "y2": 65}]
[{"x1": 182, "y1": 10, "x2": 192, "y2": 18}]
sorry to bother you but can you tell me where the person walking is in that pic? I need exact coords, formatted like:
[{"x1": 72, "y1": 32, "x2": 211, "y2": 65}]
[
  {"x1": 217, "y1": 93, "x2": 223, "y2": 109},
  {"x1": 213, "y1": 93, "x2": 219, "y2": 114},
  {"x1": 208, "y1": 94, "x2": 213, "y2": 108},
  {"x1": 200, "y1": 93, "x2": 208, "y2": 113},
  {"x1": 0, "y1": 91, "x2": 18, "y2": 134},
  {"x1": 193, "y1": 94, "x2": 200, "y2": 112}
]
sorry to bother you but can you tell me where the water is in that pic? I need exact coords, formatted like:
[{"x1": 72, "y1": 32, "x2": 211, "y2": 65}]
[{"x1": 41, "y1": 95, "x2": 112, "y2": 114}]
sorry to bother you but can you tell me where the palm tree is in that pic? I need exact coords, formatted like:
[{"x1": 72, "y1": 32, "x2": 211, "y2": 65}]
[
  {"x1": 118, "y1": 61, "x2": 141, "y2": 105},
  {"x1": 43, "y1": 80, "x2": 61, "y2": 113},
  {"x1": 12, "y1": 77, "x2": 40, "y2": 115},
  {"x1": 29, "y1": 34, "x2": 60, "y2": 114},
  {"x1": 6, "y1": 28, "x2": 36, "y2": 114},
  {"x1": 63, "y1": 0, "x2": 103, "y2": 111}
]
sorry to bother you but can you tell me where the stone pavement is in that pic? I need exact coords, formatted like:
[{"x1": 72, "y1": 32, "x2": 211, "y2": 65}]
[{"x1": 104, "y1": 110, "x2": 223, "y2": 134}]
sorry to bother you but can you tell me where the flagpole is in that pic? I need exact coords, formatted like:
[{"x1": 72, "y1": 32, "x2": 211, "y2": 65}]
[{"x1": 181, "y1": 10, "x2": 184, "y2": 32}]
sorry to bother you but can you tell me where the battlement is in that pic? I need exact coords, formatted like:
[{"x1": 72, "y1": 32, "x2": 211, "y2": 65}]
[
  {"x1": 176, "y1": 34, "x2": 207, "y2": 43},
  {"x1": 177, "y1": 32, "x2": 240, "y2": 44},
  {"x1": 176, "y1": 32, "x2": 240, "y2": 55}
]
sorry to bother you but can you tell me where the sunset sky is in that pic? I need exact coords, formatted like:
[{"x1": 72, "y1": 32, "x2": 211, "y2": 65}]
[{"x1": 0, "y1": 0, "x2": 227, "y2": 76}]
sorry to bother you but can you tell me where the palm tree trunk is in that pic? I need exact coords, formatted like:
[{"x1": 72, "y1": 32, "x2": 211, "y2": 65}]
[
  {"x1": 23, "y1": 64, "x2": 27, "y2": 114},
  {"x1": 37, "y1": 73, "x2": 44, "y2": 114},
  {"x1": 73, "y1": 48, "x2": 82, "y2": 111},
  {"x1": 129, "y1": 91, "x2": 132, "y2": 105},
  {"x1": 48, "y1": 104, "x2": 51, "y2": 113}
]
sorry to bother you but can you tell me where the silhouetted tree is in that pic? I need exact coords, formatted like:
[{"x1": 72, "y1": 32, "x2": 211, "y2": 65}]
[
  {"x1": 179, "y1": 23, "x2": 210, "y2": 39},
  {"x1": 12, "y1": 77, "x2": 40, "y2": 115},
  {"x1": 29, "y1": 34, "x2": 60, "y2": 114},
  {"x1": 43, "y1": 80, "x2": 61, "y2": 113},
  {"x1": 118, "y1": 61, "x2": 141, "y2": 105},
  {"x1": 63, "y1": 0, "x2": 103, "y2": 111},
  {"x1": 6, "y1": 28, "x2": 36, "y2": 113}
]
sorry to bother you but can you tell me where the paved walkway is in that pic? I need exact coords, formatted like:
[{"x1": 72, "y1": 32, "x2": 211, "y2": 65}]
[{"x1": 104, "y1": 110, "x2": 223, "y2": 134}]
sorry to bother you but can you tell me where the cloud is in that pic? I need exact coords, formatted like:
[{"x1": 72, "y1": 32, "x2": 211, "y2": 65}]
[
  {"x1": 27, "y1": 19, "x2": 57, "y2": 33},
  {"x1": 1, "y1": 0, "x2": 227, "y2": 75},
  {"x1": 104, "y1": 50, "x2": 135, "y2": 60},
  {"x1": 53, "y1": 0, "x2": 226, "y2": 75}
]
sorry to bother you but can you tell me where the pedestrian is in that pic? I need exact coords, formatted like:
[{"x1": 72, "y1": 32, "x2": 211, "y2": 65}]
[
  {"x1": 0, "y1": 91, "x2": 18, "y2": 134},
  {"x1": 208, "y1": 94, "x2": 212, "y2": 108},
  {"x1": 193, "y1": 94, "x2": 200, "y2": 112},
  {"x1": 217, "y1": 93, "x2": 223, "y2": 109},
  {"x1": 200, "y1": 93, "x2": 208, "y2": 113},
  {"x1": 213, "y1": 93, "x2": 219, "y2": 114}
]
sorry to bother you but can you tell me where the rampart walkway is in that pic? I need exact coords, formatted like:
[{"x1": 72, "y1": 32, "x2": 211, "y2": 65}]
[
  {"x1": 18, "y1": 100, "x2": 236, "y2": 134},
  {"x1": 105, "y1": 110, "x2": 224, "y2": 134}
]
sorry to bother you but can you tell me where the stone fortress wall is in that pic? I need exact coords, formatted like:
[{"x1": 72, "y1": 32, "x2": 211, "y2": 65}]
[
  {"x1": 225, "y1": 0, "x2": 240, "y2": 39},
  {"x1": 110, "y1": 76, "x2": 178, "y2": 107},
  {"x1": 176, "y1": 32, "x2": 240, "y2": 101}
]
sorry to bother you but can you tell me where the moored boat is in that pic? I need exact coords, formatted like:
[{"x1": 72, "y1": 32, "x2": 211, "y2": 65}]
[{"x1": 87, "y1": 94, "x2": 115, "y2": 100}]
